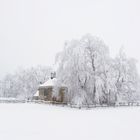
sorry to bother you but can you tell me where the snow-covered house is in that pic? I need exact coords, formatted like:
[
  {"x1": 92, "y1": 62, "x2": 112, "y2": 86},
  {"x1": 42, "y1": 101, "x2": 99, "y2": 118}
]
[{"x1": 33, "y1": 76, "x2": 68, "y2": 103}]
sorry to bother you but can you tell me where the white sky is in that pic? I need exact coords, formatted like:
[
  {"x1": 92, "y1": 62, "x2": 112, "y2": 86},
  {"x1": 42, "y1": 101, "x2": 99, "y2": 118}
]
[{"x1": 0, "y1": 0, "x2": 140, "y2": 78}]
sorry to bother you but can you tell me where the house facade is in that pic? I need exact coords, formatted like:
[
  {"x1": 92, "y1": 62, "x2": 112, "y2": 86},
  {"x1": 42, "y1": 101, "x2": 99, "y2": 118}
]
[{"x1": 33, "y1": 78, "x2": 68, "y2": 104}]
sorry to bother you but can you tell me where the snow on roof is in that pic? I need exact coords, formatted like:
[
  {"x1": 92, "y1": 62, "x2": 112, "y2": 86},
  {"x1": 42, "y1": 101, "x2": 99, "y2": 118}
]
[
  {"x1": 40, "y1": 78, "x2": 57, "y2": 87},
  {"x1": 39, "y1": 78, "x2": 67, "y2": 88},
  {"x1": 34, "y1": 90, "x2": 39, "y2": 97}
]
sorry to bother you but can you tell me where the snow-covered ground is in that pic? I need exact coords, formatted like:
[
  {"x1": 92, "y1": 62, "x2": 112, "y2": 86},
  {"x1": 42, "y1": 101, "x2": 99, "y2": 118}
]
[{"x1": 0, "y1": 103, "x2": 140, "y2": 140}]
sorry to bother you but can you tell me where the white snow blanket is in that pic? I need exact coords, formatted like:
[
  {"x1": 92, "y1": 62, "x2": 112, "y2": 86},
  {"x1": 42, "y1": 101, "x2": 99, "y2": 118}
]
[{"x1": 0, "y1": 104, "x2": 139, "y2": 140}]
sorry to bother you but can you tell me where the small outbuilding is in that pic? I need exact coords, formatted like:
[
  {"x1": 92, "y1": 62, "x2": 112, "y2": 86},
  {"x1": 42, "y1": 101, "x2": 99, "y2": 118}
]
[{"x1": 33, "y1": 77, "x2": 68, "y2": 104}]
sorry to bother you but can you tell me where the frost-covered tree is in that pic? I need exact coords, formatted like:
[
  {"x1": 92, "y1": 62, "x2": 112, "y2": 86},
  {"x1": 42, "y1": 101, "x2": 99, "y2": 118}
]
[
  {"x1": 56, "y1": 34, "x2": 140, "y2": 105},
  {"x1": 56, "y1": 34, "x2": 112, "y2": 105},
  {"x1": 56, "y1": 40, "x2": 86, "y2": 104},
  {"x1": 80, "y1": 34, "x2": 110, "y2": 104},
  {"x1": 1, "y1": 66, "x2": 52, "y2": 99},
  {"x1": 113, "y1": 49, "x2": 139, "y2": 102},
  {"x1": 1, "y1": 74, "x2": 16, "y2": 97}
]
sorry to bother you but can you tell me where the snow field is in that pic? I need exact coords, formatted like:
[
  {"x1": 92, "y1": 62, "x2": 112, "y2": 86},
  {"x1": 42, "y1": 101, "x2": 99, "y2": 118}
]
[{"x1": 0, "y1": 103, "x2": 140, "y2": 140}]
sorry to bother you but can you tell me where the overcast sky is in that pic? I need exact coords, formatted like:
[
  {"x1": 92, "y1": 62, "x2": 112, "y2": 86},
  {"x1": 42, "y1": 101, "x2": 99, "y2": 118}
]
[{"x1": 0, "y1": 0, "x2": 140, "y2": 78}]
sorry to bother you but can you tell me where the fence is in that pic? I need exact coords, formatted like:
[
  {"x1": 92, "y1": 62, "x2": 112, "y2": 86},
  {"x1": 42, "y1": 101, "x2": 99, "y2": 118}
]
[
  {"x1": 0, "y1": 99, "x2": 26, "y2": 103},
  {"x1": 0, "y1": 99, "x2": 140, "y2": 109},
  {"x1": 67, "y1": 102, "x2": 140, "y2": 108}
]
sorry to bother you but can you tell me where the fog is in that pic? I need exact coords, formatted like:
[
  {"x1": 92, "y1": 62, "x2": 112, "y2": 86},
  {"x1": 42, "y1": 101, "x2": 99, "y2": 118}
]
[{"x1": 0, "y1": 0, "x2": 140, "y2": 78}]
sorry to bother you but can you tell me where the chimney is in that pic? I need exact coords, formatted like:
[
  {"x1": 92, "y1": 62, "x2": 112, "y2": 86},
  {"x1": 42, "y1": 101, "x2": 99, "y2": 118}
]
[
  {"x1": 53, "y1": 72, "x2": 56, "y2": 78},
  {"x1": 51, "y1": 72, "x2": 56, "y2": 79},
  {"x1": 51, "y1": 72, "x2": 53, "y2": 79}
]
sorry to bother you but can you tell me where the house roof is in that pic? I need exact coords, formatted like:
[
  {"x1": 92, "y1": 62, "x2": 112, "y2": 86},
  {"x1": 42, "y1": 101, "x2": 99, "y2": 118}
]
[
  {"x1": 39, "y1": 78, "x2": 67, "y2": 88},
  {"x1": 40, "y1": 78, "x2": 57, "y2": 87}
]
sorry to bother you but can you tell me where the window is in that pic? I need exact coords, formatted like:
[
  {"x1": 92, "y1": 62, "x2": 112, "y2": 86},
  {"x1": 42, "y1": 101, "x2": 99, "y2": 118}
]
[
  {"x1": 44, "y1": 89, "x2": 48, "y2": 96},
  {"x1": 44, "y1": 88, "x2": 52, "y2": 96}
]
